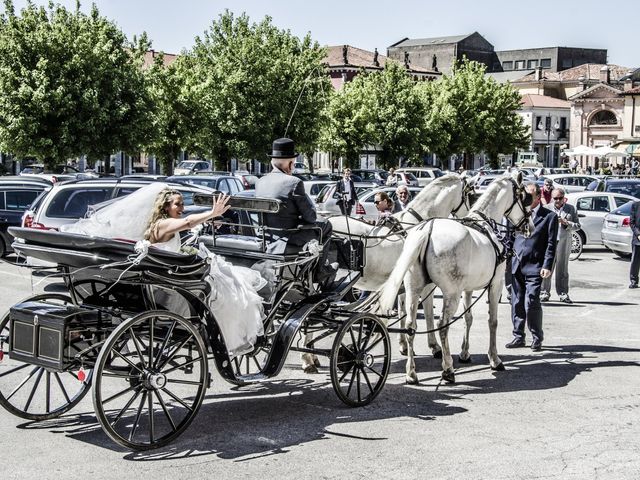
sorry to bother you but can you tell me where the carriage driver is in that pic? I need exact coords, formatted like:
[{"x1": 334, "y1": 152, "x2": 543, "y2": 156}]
[{"x1": 255, "y1": 137, "x2": 337, "y2": 283}]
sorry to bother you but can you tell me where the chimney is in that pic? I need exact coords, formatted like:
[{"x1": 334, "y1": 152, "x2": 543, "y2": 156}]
[
  {"x1": 599, "y1": 65, "x2": 610, "y2": 84},
  {"x1": 578, "y1": 75, "x2": 587, "y2": 91},
  {"x1": 535, "y1": 66, "x2": 543, "y2": 81},
  {"x1": 624, "y1": 71, "x2": 634, "y2": 91}
]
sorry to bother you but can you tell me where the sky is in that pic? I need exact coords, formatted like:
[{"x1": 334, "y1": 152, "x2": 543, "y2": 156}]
[{"x1": 9, "y1": 0, "x2": 638, "y2": 67}]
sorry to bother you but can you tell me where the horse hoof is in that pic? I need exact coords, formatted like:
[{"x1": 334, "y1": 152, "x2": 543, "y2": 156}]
[
  {"x1": 313, "y1": 357, "x2": 321, "y2": 368},
  {"x1": 441, "y1": 371, "x2": 455, "y2": 383},
  {"x1": 433, "y1": 350, "x2": 443, "y2": 359},
  {"x1": 399, "y1": 347, "x2": 408, "y2": 357},
  {"x1": 406, "y1": 376, "x2": 419, "y2": 385},
  {"x1": 458, "y1": 355, "x2": 472, "y2": 364},
  {"x1": 491, "y1": 362, "x2": 505, "y2": 371},
  {"x1": 303, "y1": 365, "x2": 318, "y2": 374}
]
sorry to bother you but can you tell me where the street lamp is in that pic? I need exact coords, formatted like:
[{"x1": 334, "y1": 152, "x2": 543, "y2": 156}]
[{"x1": 538, "y1": 114, "x2": 560, "y2": 167}]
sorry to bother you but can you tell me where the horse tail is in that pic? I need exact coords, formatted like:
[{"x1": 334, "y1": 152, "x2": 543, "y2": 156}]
[{"x1": 377, "y1": 220, "x2": 434, "y2": 313}]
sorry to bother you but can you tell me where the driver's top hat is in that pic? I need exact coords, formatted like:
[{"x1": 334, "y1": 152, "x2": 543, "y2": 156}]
[{"x1": 269, "y1": 138, "x2": 298, "y2": 158}]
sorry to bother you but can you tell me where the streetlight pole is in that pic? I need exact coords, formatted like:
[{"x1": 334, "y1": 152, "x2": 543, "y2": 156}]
[{"x1": 538, "y1": 114, "x2": 560, "y2": 167}]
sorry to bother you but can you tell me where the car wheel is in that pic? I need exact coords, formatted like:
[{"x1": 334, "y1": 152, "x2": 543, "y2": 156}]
[{"x1": 569, "y1": 231, "x2": 583, "y2": 261}]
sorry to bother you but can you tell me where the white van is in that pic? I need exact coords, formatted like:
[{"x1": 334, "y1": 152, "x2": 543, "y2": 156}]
[{"x1": 395, "y1": 167, "x2": 444, "y2": 187}]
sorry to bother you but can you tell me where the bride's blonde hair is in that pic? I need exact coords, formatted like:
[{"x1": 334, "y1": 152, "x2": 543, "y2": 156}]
[{"x1": 143, "y1": 188, "x2": 182, "y2": 240}]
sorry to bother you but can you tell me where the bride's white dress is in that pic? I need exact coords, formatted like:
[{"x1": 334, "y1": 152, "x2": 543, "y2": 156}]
[{"x1": 61, "y1": 183, "x2": 265, "y2": 359}]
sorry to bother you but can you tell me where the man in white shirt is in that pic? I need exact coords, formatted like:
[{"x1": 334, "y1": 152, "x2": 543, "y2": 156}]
[
  {"x1": 335, "y1": 168, "x2": 357, "y2": 215},
  {"x1": 394, "y1": 185, "x2": 411, "y2": 212}
]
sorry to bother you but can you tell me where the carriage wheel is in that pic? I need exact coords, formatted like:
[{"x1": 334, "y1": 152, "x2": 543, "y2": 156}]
[
  {"x1": 569, "y1": 231, "x2": 583, "y2": 261},
  {"x1": 226, "y1": 319, "x2": 278, "y2": 386},
  {"x1": 330, "y1": 313, "x2": 390, "y2": 407},
  {"x1": 0, "y1": 294, "x2": 93, "y2": 420},
  {"x1": 93, "y1": 311, "x2": 208, "y2": 450}
]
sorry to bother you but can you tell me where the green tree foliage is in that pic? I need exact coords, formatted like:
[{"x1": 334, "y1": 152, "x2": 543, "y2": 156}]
[
  {"x1": 322, "y1": 62, "x2": 430, "y2": 169},
  {"x1": 418, "y1": 59, "x2": 528, "y2": 168},
  {"x1": 182, "y1": 11, "x2": 331, "y2": 169},
  {"x1": 0, "y1": 1, "x2": 153, "y2": 168}
]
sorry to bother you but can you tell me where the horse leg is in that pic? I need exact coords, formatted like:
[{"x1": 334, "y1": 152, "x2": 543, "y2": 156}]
[
  {"x1": 403, "y1": 287, "x2": 420, "y2": 384},
  {"x1": 488, "y1": 271, "x2": 505, "y2": 371},
  {"x1": 301, "y1": 331, "x2": 319, "y2": 373},
  {"x1": 397, "y1": 292, "x2": 408, "y2": 356},
  {"x1": 458, "y1": 290, "x2": 474, "y2": 363},
  {"x1": 421, "y1": 284, "x2": 442, "y2": 358},
  {"x1": 439, "y1": 293, "x2": 461, "y2": 383}
]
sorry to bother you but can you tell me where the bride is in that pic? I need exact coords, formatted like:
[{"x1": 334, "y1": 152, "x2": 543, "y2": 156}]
[{"x1": 61, "y1": 182, "x2": 266, "y2": 359}]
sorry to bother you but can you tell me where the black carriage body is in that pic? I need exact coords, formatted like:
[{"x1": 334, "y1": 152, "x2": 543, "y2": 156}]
[{"x1": 9, "y1": 301, "x2": 103, "y2": 371}]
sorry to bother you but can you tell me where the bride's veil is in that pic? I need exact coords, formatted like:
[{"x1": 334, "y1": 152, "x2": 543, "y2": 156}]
[{"x1": 61, "y1": 182, "x2": 170, "y2": 241}]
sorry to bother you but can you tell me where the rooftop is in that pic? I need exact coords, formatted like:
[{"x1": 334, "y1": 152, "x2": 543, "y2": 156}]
[
  {"x1": 520, "y1": 94, "x2": 571, "y2": 109},
  {"x1": 389, "y1": 33, "x2": 475, "y2": 48},
  {"x1": 514, "y1": 63, "x2": 631, "y2": 83},
  {"x1": 325, "y1": 45, "x2": 437, "y2": 74}
]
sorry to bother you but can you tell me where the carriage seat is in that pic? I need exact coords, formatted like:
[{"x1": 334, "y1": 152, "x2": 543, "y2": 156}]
[{"x1": 203, "y1": 234, "x2": 303, "y2": 257}]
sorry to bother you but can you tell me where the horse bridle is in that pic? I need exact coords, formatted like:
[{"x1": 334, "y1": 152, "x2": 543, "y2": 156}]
[
  {"x1": 450, "y1": 176, "x2": 475, "y2": 218},
  {"x1": 503, "y1": 178, "x2": 533, "y2": 233}
]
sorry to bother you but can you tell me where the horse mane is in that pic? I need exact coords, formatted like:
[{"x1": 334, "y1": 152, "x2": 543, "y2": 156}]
[
  {"x1": 468, "y1": 175, "x2": 512, "y2": 216},
  {"x1": 406, "y1": 173, "x2": 460, "y2": 208}
]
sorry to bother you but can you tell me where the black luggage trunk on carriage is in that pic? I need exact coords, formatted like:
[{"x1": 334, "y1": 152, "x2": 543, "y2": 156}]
[{"x1": 9, "y1": 301, "x2": 102, "y2": 371}]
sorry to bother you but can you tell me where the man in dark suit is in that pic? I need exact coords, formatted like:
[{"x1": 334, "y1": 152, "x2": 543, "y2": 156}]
[
  {"x1": 629, "y1": 200, "x2": 640, "y2": 288},
  {"x1": 255, "y1": 138, "x2": 334, "y2": 280},
  {"x1": 506, "y1": 182, "x2": 558, "y2": 351},
  {"x1": 335, "y1": 168, "x2": 357, "y2": 215}
]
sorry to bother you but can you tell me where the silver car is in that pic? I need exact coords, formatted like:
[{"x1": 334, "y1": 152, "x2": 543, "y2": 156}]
[
  {"x1": 354, "y1": 186, "x2": 423, "y2": 222},
  {"x1": 565, "y1": 191, "x2": 637, "y2": 252},
  {"x1": 541, "y1": 174, "x2": 598, "y2": 193},
  {"x1": 601, "y1": 200, "x2": 635, "y2": 257},
  {"x1": 315, "y1": 182, "x2": 377, "y2": 217}
]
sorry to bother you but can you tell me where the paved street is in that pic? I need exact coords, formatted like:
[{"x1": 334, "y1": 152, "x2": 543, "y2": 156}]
[{"x1": 0, "y1": 247, "x2": 639, "y2": 479}]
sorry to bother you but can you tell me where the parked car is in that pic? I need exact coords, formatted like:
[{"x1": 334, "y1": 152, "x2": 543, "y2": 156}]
[
  {"x1": 21, "y1": 178, "x2": 212, "y2": 232},
  {"x1": 233, "y1": 171, "x2": 260, "y2": 190},
  {"x1": 166, "y1": 174, "x2": 245, "y2": 194},
  {"x1": 564, "y1": 191, "x2": 637, "y2": 253},
  {"x1": 173, "y1": 160, "x2": 212, "y2": 175},
  {"x1": 0, "y1": 180, "x2": 48, "y2": 255},
  {"x1": 292, "y1": 161, "x2": 308, "y2": 174},
  {"x1": 388, "y1": 170, "x2": 420, "y2": 187},
  {"x1": 601, "y1": 200, "x2": 635, "y2": 258},
  {"x1": 303, "y1": 180, "x2": 335, "y2": 202},
  {"x1": 548, "y1": 168, "x2": 572, "y2": 175},
  {"x1": 474, "y1": 175, "x2": 500, "y2": 192},
  {"x1": 586, "y1": 178, "x2": 640, "y2": 199},
  {"x1": 20, "y1": 164, "x2": 81, "y2": 183},
  {"x1": 351, "y1": 169, "x2": 388, "y2": 186},
  {"x1": 539, "y1": 174, "x2": 598, "y2": 193},
  {"x1": 394, "y1": 167, "x2": 443, "y2": 187},
  {"x1": 353, "y1": 186, "x2": 423, "y2": 222},
  {"x1": 315, "y1": 182, "x2": 377, "y2": 217}
]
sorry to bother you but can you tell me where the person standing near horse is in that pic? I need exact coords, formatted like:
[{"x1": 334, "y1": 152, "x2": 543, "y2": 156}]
[
  {"x1": 394, "y1": 185, "x2": 411, "y2": 212},
  {"x1": 629, "y1": 199, "x2": 640, "y2": 288},
  {"x1": 541, "y1": 187, "x2": 580, "y2": 303},
  {"x1": 255, "y1": 137, "x2": 335, "y2": 282},
  {"x1": 506, "y1": 182, "x2": 558, "y2": 351},
  {"x1": 336, "y1": 167, "x2": 357, "y2": 215},
  {"x1": 540, "y1": 178, "x2": 554, "y2": 206}
]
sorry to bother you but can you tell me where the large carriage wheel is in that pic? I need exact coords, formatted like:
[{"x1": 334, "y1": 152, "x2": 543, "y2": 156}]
[
  {"x1": 0, "y1": 294, "x2": 93, "y2": 420},
  {"x1": 93, "y1": 311, "x2": 208, "y2": 450},
  {"x1": 330, "y1": 313, "x2": 390, "y2": 407}
]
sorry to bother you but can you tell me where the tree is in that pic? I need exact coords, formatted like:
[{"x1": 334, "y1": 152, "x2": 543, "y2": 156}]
[
  {"x1": 182, "y1": 11, "x2": 331, "y2": 170},
  {"x1": 419, "y1": 59, "x2": 528, "y2": 169},
  {"x1": 321, "y1": 62, "x2": 430, "y2": 169},
  {"x1": 0, "y1": 1, "x2": 153, "y2": 169}
]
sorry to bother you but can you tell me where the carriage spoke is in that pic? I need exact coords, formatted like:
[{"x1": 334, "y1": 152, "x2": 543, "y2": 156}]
[
  {"x1": 252, "y1": 355, "x2": 262, "y2": 370},
  {"x1": 361, "y1": 325, "x2": 375, "y2": 351},
  {"x1": 357, "y1": 320, "x2": 364, "y2": 347},
  {"x1": 45, "y1": 371, "x2": 51, "y2": 413},
  {"x1": 364, "y1": 333, "x2": 385, "y2": 353},
  {"x1": 148, "y1": 391, "x2": 155, "y2": 444},
  {"x1": 153, "y1": 321, "x2": 177, "y2": 370},
  {"x1": 0, "y1": 362, "x2": 30, "y2": 378},
  {"x1": 349, "y1": 328, "x2": 358, "y2": 350},
  {"x1": 128, "y1": 391, "x2": 148, "y2": 441},
  {"x1": 346, "y1": 365, "x2": 357, "y2": 398},
  {"x1": 53, "y1": 373, "x2": 71, "y2": 404},
  {"x1": 111, "y1": 349, "x2": 144, "y2": 373},
  {"x1": 154, "y1": 390, "x2": 176, "y2": 431},
  {"x1": 166, "y1": 378, "x2": 202, "y2": 386},
  {"x1": 156, "y1": 335, "x2": 193, "y2": 371},
  {"x1": 24, "y1": 368, "x2": 44, "y2": 412},
  {"x1": 148, "y1": 318, "x2": 155, "y2": 368},
  {"x1": 102, "y1": 384, "x2": 138, "y2": 405},
  {"x1": 162, "y1": 356, "x2": 203, "y2": 375},
  {"x1": 160, "y1": 387, "x2": 194, "y2": 412},
  {"x1": 339, "y1": 362, "x2": 355, "y2": 383},
  {"x1": 360, "y1": 368, "x2": 375, "y2": 395},
  {"x1": 110, "y1": 388, "x2": 142, "y2": 427},
  {"x1": 364, "y1": 365, "x2": 383, "y2": 379},
  {"x1": 128, "y1": 328, "x2": 147, "y2": 369}
]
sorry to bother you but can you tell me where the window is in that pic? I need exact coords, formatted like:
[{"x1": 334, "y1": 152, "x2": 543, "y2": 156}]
[
  {"x1": 614, "y1": 196, "x2": 633, "y2": 208},
  {"x1": 5, "y1": 190, "x2": 41, "y2": 210},
  {"x1": 590, "y1": 110, "x2": 617, "y2": 126},
  {"x1": 0, "y1": 192, "x2": 4, "y2": 209},
  {"x1": 515, "y1": 60, "x2": 525, "y2": 70},
  {"x1": 561, "y1": 58, "x2": 573, "y2": 68},
  {"x1": 535, "y1": 116, "x2": 543, "y2": 130},
  {"x1": 502, "y1": 61, "x2": 513, "y2": 70},
  {"x1": 115, "y1": 187, "x2": 141, "y2": 198},
  {"x1": 527, "y1": 59, "x2": 538, "y2": 69},
  {"x1": 576, "y1": 196, "x2": 609, "y2": 212},
  {"x1": 228, "y1": 178, "x2": 242, "y2": 194},
  {"x1": 217, "y1": 179, "x2": 230, "y2": 194},
  {"x1": 541, "y1": 58, "x2": 552, "y2": 68},
  {"x1": 47, "y1": 188, "x2": 114, "y2": 218}
]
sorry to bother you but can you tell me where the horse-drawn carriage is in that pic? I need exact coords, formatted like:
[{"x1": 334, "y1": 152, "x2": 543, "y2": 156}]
[{"x1": 0, "y1": 194, "x2": 392, "y2": 450}]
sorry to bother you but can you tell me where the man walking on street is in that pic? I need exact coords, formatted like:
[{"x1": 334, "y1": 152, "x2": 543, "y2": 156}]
[
  {"x1": 541, "y1": 187, "x2": 580, "y2": 303},
  {"x1": 629, "y1": 199, "x2": 640, "y2": 288},
  {"x1": 336, "y1": 168, "x2": 357, "y2": 216},
  {"x1": 506, "y1": 183, "x2": 558, "y2": 351}
]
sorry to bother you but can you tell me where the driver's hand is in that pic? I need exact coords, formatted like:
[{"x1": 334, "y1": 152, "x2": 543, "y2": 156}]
[{"x1": 540, "y1": 268, "x2": 552, "y2": 279}]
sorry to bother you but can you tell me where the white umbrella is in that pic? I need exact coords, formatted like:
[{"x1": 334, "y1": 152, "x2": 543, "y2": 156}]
[
  {"x1": 593, "y1": 145, "x2": 626, "y2": 157},
  {"x1": 564, "y1": 145, "x2": 598, "y2": 156}
]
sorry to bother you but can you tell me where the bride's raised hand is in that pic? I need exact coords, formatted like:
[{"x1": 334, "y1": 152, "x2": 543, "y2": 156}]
[{"x1": 212, "y1": 193, "x2": 231, "y2": 218}]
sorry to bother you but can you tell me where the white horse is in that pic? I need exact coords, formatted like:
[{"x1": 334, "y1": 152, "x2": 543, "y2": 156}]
[
  {"x1": 377, "y1": 172, "x2": 534, "y2": 384},
  {"x1": 300, "y1": 174, "x2": 475, "y2": 373}
]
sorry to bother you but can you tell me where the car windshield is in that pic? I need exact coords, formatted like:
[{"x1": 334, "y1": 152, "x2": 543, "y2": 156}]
[
  {"x1": 316, "y1": 185, "x2": 333, "y2": 203},
  {"x1": 433, "y1": 169, "x2": 444, "y2": 178},
  {"x1": 177, "y1": 161, "x2": 196, "y2": 168},
  {"x1": 611, "y1": 201, "x2": 634, "y2": 215}
]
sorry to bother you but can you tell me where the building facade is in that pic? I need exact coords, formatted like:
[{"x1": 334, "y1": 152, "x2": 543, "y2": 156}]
[{"x1": 496, "y1": 47, "x2": 607, "y2": 74}]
